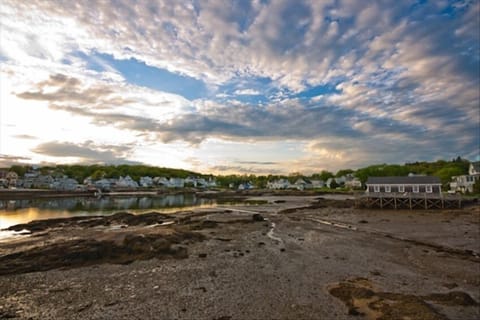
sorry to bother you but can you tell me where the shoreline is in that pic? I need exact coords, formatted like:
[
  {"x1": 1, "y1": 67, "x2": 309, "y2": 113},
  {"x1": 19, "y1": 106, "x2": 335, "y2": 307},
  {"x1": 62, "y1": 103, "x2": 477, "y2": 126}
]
[
  {"x1": 0, "y1": 188, "x2": 355, "y2": 202},
  {"x1": 0, "y1": 188, "x2": 200, "y2": 200},
  {"x1": 0, "y1": 189, "x2": 97, "y2": 200},
  {"x1": 0, "y1": 196, "x2": 479, "y2": 319},
  {"x1": 2, "y1": 187, "x2": 477, "y2": 201},
  {"x1": 4, "y1": 185, "x2": 474, "y2": 203}
]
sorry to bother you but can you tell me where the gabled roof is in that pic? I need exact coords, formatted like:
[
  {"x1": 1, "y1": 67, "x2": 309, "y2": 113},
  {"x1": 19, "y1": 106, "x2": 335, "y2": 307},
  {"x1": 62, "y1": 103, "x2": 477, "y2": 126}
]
[
  {"x1": 295, "y1": 178, "x2": 311, "y2": 184},
  {"x1": 366, "y1": 176, "x2": 441, "y2": 185}
]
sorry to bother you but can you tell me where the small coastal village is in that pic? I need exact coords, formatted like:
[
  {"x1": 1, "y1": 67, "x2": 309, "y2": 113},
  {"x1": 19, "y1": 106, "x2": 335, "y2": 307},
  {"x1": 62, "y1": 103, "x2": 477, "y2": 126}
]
[
  {"x1": 0, "y1": 1, "x2": 478, "y2": 318},
  {"x1": 1, "y1": 161, "x2": 479, "y2": 319},
  {"x1": 1, "y1": 161, "x2": 479, "y2": 195},
  {"x1": 1, "y1": 161, "x2": 479, "y2": 320}
]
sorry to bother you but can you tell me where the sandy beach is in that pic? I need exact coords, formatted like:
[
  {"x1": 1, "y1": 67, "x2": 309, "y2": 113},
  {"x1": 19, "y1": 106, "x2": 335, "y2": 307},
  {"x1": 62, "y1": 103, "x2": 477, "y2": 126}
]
[{"x1": 0, "y1": 195, "x2": 479, "y2": 320}]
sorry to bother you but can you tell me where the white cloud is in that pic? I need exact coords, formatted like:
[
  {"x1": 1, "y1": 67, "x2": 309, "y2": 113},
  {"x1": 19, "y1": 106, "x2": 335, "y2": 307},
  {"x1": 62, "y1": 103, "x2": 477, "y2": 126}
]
[
  {"x1": 234, "y1": 89, "x2": 261, "y2": 95},
  {"x1": 0, "y1": 0, "x2": 478, "y2": 172}
]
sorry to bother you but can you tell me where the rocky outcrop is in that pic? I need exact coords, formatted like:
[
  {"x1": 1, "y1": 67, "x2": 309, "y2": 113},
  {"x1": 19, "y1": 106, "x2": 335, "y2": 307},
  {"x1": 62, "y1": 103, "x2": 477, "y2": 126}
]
[
  {"x1": 0, "y1": 230, "x2": 204, "y2": 276},
  {"x1": 252, "y1": 213, "x2": 264, "y2": 221},
  {"x1": 329, "y1": 278, "x2": 478, "y2": 319},
  {"x1": 7, "y1": 212, "x2": 171, "y2": 233}
]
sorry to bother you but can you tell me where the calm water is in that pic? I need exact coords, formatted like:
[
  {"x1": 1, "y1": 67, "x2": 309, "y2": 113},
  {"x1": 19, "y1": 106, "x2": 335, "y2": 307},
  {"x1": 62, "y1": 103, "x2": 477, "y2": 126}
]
[{"x1": 0, "y1": 194, "x2": 216, "y2": 230}]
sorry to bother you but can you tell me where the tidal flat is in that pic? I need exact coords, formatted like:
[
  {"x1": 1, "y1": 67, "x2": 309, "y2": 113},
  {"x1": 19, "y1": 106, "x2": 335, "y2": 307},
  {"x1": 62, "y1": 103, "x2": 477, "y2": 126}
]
[{"x1": 0, "y1": 195, "x2": 479, "y2": 320}]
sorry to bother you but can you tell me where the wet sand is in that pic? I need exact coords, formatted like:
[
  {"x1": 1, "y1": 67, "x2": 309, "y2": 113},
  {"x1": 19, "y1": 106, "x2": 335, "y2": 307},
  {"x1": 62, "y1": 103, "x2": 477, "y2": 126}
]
[{"x1": 0, "y1": 196, "x2": 479, "y2": 319}]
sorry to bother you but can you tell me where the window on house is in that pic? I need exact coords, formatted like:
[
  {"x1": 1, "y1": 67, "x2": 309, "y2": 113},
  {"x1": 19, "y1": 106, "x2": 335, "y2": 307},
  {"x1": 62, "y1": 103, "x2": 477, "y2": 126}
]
[
  {"x1": 426, "y1": 185, "x2": 432, "y2": 193},
  {"x1": 385, "y1": 185, "x2": 391, "y2": 192},
  {"x1": 398, "y1": 185, "x2": 405, "y2": 192},
  {"x1": 413, "y1": 185, "x2": 419, "y2": 193},
  {"x1": 374, "y1": 185, "x2": 380, "y2": 192}
]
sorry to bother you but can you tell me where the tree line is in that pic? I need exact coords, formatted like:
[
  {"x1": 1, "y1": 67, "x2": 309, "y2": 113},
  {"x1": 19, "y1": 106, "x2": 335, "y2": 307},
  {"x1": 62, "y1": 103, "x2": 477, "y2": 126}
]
[
  {"x1": 6, "y1": 164, "x2": 208, "y2": 184},
  {"x1": 4, "y1": 157, "x2": 472, "y2": 189},
  {"x1": 218, "y1": 158, "x2": 471, "y2": 188}
]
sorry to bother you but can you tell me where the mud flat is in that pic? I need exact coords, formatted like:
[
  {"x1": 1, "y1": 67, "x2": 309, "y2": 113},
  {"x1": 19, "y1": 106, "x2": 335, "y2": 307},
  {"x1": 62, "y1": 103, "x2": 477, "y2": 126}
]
[{"x1": 0, "y1": 196, "x2": 479, "y2": 319}]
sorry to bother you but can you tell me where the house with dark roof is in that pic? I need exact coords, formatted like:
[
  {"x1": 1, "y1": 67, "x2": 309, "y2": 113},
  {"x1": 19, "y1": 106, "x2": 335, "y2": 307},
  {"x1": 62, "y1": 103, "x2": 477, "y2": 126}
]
[
  {"x1": 293, "y1": 178, "x2": 313, "y2": 190},
  {"x1": 366, "y1": 176, "x2": 442, "y2": 194}
]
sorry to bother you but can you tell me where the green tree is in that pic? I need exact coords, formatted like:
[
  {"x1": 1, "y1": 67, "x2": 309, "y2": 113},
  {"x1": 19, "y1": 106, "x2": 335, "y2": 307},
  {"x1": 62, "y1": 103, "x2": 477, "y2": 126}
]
[
  {"x1": 254, "y1": 175, "x2": 269, "y2": 189},
  {"x1": 329, "y1": 179, "x2": 339, "y2": 189},
  {"x1": 434, "y1": 166, "x2": 466, "y2": 185},
  {"x1": 9, "y1": 165, "x2": 28, "y2": 177},
  {"x1": 313, "y1": 170, "x2": 334, "y2": 182},
  {"x1": 335, "y1": 169, "x2": 353, "y2": 177},
  {"x1": 288, "y1": 172, "x2": 303, "y2": 183},
  {"x1": 91, "y1": 169, "x2": 106, "y2": 180},
  {"x1": 472, "y1": 179, "x2": 480, "y2": 195}
]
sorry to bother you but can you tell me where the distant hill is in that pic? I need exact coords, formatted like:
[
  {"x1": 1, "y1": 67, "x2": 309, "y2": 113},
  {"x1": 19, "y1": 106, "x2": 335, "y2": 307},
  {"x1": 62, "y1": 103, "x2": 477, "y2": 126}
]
[{"x1": 3, "y1": 164, "x2": 206, "y2": 183}]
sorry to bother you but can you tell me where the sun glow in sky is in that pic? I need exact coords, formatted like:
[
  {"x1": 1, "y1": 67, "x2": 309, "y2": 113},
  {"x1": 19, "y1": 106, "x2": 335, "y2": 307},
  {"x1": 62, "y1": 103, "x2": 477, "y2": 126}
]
[{"x1": 0, "y1": 0, "x2": 479, "y2": 174}]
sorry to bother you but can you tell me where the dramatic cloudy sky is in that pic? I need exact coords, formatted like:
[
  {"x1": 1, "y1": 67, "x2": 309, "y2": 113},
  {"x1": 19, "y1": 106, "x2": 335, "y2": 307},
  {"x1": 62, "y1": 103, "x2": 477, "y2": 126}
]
[{"x1": 0, "y1": 0, "x2": 479, "y2": 174}]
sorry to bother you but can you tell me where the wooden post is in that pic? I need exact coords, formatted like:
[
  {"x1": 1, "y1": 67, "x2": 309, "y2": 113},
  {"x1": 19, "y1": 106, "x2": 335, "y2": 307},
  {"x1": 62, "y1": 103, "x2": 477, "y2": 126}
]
[{"x1": 394, "y1": 194, "x2": 397, "y2": 209}]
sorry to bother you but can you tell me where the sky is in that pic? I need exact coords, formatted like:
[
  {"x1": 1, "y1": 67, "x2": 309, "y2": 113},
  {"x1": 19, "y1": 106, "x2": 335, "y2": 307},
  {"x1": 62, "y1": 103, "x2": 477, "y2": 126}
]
[{"x1": 0, "y1": 0, "x2": 479, "y2": 175}]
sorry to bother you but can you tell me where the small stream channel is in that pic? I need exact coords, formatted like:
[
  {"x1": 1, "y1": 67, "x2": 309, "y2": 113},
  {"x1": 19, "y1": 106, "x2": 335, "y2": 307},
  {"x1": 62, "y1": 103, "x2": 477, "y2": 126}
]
[{"x1": 266, "y1": 221, "x2": 284, "y2": 244}]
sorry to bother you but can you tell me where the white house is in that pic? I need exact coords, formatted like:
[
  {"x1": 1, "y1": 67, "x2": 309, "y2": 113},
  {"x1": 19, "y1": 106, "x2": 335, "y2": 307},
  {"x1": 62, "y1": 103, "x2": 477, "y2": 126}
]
[
  {"x1": 238, "y1": 182, "x2": 254, "y2": 190},
  {"x1": 5, "y1": 171, "x2": 18, "y2": 187},
  {"x1": 51, "y1": 177, "x2": 79, "y2": 191},
  {"x1": 450, "y1": 175, "x2": 478, "y2": 193},
  {"x1": 153, "y1": 177, "x2": 170, "y2": 187},
  {"x1": 95, "y1": 179, "x2": 113, "y2": 191},
  {"x1": 184, "y1": 177, "x2": 198, "y2": 187},
  {"x1": 206, "y1": 178, "x2": 217, "y2": 188},
  {"x1": 310, "y1": 180, "x2": 325, "y2": 189},
  {"x1": 21, "y1": 171, "x2": 41, "y2": 188},
  {"x1": 152, "y1": 177, "x2": 184, "y2": 188},
  {"x1": 335, "y1": 176, "x2": 347, "y2": 186},
  {"x1": 366, "y1": 176, "x2": 442, "y2": 194},
  {"x1": 267, "y1": 179, "x2": 291, "y2": 189},
  {"x1": 196, "y1": 178, "x2": 208, "y2": 188},
  {"x1": 450, "y1": 162, "x2": 480, "y2": 193},
  {"x1": 169, "y1": 178, "x2": 185, "y2": 188},
  {"x1": 293, "y1": 178, "x2": 313, "y2": 190},
  {"x1": 345, "y1": 177, "x2": 362, "y2": 189},
  {"x1": 83, "y1": 177, "x2": 93, "y2": 186},
  {"x1": 139, "y1": 176, "x2": 154, "y2": 187},
  {"x1": 116, "y1": 176, "x2": 139, "y2": 189},
  {"x1": 469, "y1": 161, "x2": 480, "y2": 175},
  {"x1": 32, "y1": 175, "x2": 54, "y2": 189},
  {"x1": 193, "y1": 177, "x2": 217, "y2": 188}
]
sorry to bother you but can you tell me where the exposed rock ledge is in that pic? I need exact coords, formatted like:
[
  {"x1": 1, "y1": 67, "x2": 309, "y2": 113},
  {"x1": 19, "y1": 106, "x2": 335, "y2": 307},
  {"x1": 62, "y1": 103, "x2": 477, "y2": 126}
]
[{"x1": 0, "y1": 211, "x2": 264, "y2": 276}]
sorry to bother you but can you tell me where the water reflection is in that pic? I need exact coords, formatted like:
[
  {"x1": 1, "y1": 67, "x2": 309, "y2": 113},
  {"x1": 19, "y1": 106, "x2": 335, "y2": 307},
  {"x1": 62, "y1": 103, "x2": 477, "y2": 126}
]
[{"x1": 0, "y1": 194, "x2": 216, "y2": 229}]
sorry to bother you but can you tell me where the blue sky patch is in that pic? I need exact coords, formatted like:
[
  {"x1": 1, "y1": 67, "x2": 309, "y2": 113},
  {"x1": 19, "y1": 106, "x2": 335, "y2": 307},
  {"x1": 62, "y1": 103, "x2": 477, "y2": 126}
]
[
  {"x1": 77, "y1": 51, "x2": 208, "y2": 100},
  {"x1": 216, "y1": 75, "x2": 274, "y2": 104},
  {"x1": 295, "y1": 84, "x2": 340, "y2": 100}
]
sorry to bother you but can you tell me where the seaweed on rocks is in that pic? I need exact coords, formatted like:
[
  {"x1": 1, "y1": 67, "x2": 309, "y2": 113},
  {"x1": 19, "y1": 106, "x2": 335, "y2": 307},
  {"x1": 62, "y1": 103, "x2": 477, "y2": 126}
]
[{"x1": 0, "y1": 230, "x2": 205, "y2": 275}]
